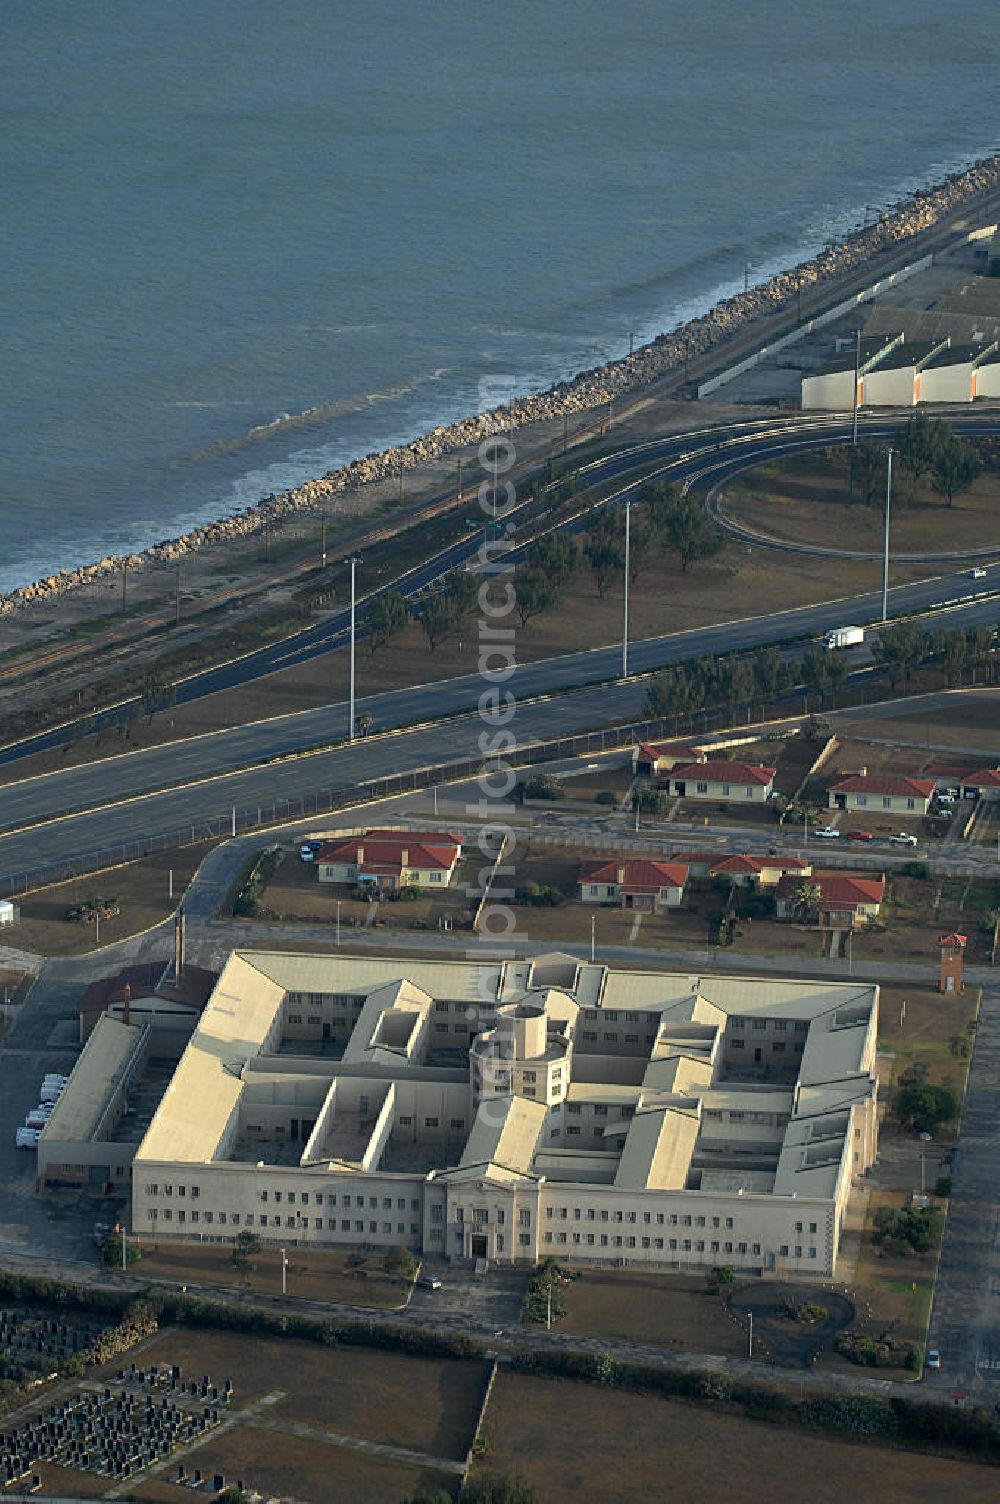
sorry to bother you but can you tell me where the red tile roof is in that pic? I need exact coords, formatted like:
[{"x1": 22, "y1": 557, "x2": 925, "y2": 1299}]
[
  {"x1": 636, "y1": 741, "x2": 705, "y2": 765},
  {"x1": 317, "y1": 829, "x2": 462, "y2": 872},
  {"x1": 775, "y1": 870, "x2": 885, "y2": 908},
  {"x1": 669, "y1": 759, "x2": 776, "y2": 786},
  {"x1": 710, "y1": 853, "x2": 811, "y2": 877},
  {"x1": 938, "y1": 932, "x2": 967, "y2": 948},
  {"x1": 580, "y1": 859, "x2": 689, "y2": 893},
  {"x1": 959, "y1": 769, "x2": 1000, "y2": 789},
  {"x1": 829, "y1": 773, "x2": 934, "y2": 798}
]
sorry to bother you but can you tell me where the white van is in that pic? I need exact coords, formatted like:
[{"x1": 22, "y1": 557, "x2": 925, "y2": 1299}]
[{"x1": 15, "y1": 1128, "x2": 40, "y2": 1149}]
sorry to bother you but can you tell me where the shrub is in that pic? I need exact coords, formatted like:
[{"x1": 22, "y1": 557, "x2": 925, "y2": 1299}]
[
  {"x1": 594, "y1": 789, "x2": 617, "y2": 805},
  {"x1": 934, "y1": 1174, "x2": 952, "y2": 1199}
]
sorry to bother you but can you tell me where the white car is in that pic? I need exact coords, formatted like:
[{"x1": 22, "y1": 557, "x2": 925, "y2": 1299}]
[
  {"x1": 926, "y1": 1348, "x2": 941, "y2": 1370},
  {"x1": 891, "y1": 832, "x2": 918, "y2": 847},
  {"x1": 813, "y1": 826, "x2": 841, "y2": 840},
  {"x1": 967, "y1": 567, "x2": 987, "y2": 580}
]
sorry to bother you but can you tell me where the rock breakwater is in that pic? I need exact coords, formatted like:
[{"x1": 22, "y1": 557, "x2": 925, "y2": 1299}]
[{"x1": 6, "y1": 153, "x2": 1000, "y2": 618}]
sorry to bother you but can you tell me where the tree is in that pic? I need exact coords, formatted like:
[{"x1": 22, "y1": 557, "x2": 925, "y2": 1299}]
[
  {"x1": 873, "y1": 1204, "x2": 938, "y2": 1255},
  {"x1": 141, "y1": 669, "x2": 175, "y2": 724},
  {"x1": 895, "y1": 1083, "x2": 958, "y2": 1133},
  {"x1": 366, "y1": 589, "x2": 409, "y2": 655},
  {"x1": 216, "y1": 1490, "x2": 251, "y2": 1504},
  {"x1": 643, "y1": 477, "x2": 680, "y2": 534},
  {"x1": 708, "y1": 1264, "x2": 736, "y2": 1295},
  {"x1": 384, "y1": 1247, "x2": 417, "y2": 1282},
  {"x1": 851, "y1": 440, "x2": 889, "y2": 508},
  {"x1": 583, "y1": 510, "x2": 625, "y2": 596},
  {"x1": 102, "y1": 1230, "x2": 142, "y2": 1267},
  {"x1": 356, "y1": 711, "x2": 374, "y2": 737},
  {"x1": 657, "y1": 494, "x2": 724, "y2": 573},
  {"x1": 872, "y1": 620, "x2": 926, "y2": 688},
  {"x1": 231, "y1": 1229, "x2": 262, "y2": 1280},
  {"x1": 513, "y1": 568, "x2": 557, "y2": 627},
  {"x1": 419, "y1": 592, "x2": 457, "y2": 652},
  {"x1": 930, "y1": 435, "x2": 981, "y2": 507},
  {"x1": 525, "y1": 532, "x2": 577, "y2": 586},
  {"x1": 793, "y1": 880, "x2": 822, "y2": 923},
  {"x1": 444, "y1": 568, "x2": 479, "y2": 630},
  {"x1": 897, "y1": 411, "x2": 948, "y2": 485}
]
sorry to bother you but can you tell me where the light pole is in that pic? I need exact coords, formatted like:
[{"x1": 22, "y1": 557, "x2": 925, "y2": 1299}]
[
  {"x1": 851, "y1": 327, "x2": 861, "y2": 451},
  {"x1": 348, "y1": 556, "x2": 359, "y2": 741},
  {"x1": 747, "y1": 1308, "x2": 753, "y2": 1359},
  {"x1": 94, "y1": 907, "x2": 100, "y2": 948},
  {"x1": 882, "y1": 446, "x2": 893, "y2": 622},
  {"x1": 622, "y1": 500, "x2": 631, "y2": 678},
  {"x1": 590, "y1": 912, "x2": 596, "y2": 963},
  {"x1": 336, "y1": 900, "x2": 341, "y2": 948},
  {"x1": 281, "y1": 1247, "x2": 288, "y2": 1297}
]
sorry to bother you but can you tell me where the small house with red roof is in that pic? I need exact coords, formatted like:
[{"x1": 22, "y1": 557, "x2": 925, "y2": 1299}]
[
  {"x1": 665, "y1": 759, "x2": 776, "y2": 804},
  {"x1": 774, "y1": 870, "x2": 886, "y2": 928},
  {"x1": 579, "y1": 858, "x2": 689, "y2": 912},
  {"x1": 709, "y1": 853, "x2": 813, "y2": 889},
  {"x1": 957, "y1": 769, "x2": 1000, "y2": 803},
  {"x1": 633, "y1": 741, "x2": 706, "y2": 777},
  {"x1": 827, "y1": 771, "x2": 934, "y2": 816},
  {"x1": 317, "y1": 830, "x2": 463, "y2": 891}
]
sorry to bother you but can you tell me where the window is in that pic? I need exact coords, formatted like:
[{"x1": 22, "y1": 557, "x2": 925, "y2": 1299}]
[
  {"x1": 519, "y1": 1209, "x2": 530, "y2": 1227},
  {"x1": 809, "y1": 1222, "x2": 817, "y2": 1234},
  {"x1": 696, "y1": 782, "x2": 708, "y2": 794},
  {"x1": 809, "y1": 1247, "x2": 817, "y2": 1259},
  {"x1": 430, "y1": 871, "x2": 443, "y2": 882},
  {"x1": 774, "y1": 1020, "x2": 787, "y2": 1032},
  {"x1": 780, "y1": 1244, "x2": 788, "y2": 1256},
  {"x1": 146, "y1": 1183, "x2": 158, "y2": 1196},
  {"x1": 752, "y1": 1020, "x2": 766, "y2": 1031},
  {"x1": 519, "y1": 1234, "x2": 530, "y2": 1247},
  {"x1": 399, "y1": 1115, "x2": 413, "y2": 1126},
  {"x1": 425, "y1": 1117, "x2": 439, "y2": 1129},
  {"x1": 431, "y1": 1204, "x2": 444, "y2": 1223},
  {"x1": 162, "y1": 1208, "x2": 172, "y2": 1221},
  {"x1": 274, "y1": 1192, "x2": 282, "y2": 1204},
  {"x1": 882, "y1": 797, "x2": 892, "y2": 810},
  {"x1": 731, "y1": 1038, "x2": 745, "y2": 1050},
  {"x1": 722, "y1": 784, "x2": 730, "y2": 796},
  {"x1": 794, "y1": 1245, "x2": 802, "y2": 1259}
]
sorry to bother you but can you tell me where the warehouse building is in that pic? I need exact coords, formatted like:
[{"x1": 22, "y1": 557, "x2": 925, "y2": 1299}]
[{"x1": 127, "y1": 949, "x2": 879, "y2": 1278}]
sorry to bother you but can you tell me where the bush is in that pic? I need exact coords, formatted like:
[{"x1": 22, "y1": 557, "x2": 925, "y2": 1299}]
[
  {"x1": 934, "y1": 1175, "x2": 952, "y2": 1199},
  {"x1": 873, "y1": 1204, "x2": 939, "y2": 1255},
  {"x1": 901, "y1": 861, "x2": 931, "y2": 880},
  {"x1": 895, "y1": 1083, "x2": 958, "y2": 1133},
  {"x1": 520, "y1": 774, "x2": 561, "y2": 802},
  {"x1": 594, "y1": 789, "x2": 617, "y2": 805}
]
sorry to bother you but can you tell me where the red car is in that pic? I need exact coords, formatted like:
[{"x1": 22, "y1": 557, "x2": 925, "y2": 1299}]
[{"x1": 846, "y1": 829, "x2": 874, "y2": 842}]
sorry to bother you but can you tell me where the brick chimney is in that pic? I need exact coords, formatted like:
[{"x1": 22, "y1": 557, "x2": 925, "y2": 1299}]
[
  {"x1": 616, "y1": 865, "x2": 626, "y2": 885},
  {"x1": 356, "y1": 844, "x2": 364, "y2": 865},
  {"x1": 401, "y1": 848, "x2": 409, "y2": 868}
]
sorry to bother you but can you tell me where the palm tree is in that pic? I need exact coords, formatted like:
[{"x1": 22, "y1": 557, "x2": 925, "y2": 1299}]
[{"x1": 793, "y1": 881, "x2": 822, "y2": 923}]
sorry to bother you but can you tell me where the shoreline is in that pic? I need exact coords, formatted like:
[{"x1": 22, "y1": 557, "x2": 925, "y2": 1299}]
[{"x1": 6, "y1": 150, "x2": 1000, "y2": 618}]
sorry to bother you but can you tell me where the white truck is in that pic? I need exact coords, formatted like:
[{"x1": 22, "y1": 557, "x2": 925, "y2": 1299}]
[{"x1": 824, "y1": 625, "x2": 864, "y2": 651}]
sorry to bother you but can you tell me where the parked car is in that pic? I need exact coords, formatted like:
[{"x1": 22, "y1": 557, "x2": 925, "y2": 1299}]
[
  {"x1": 39, "y1": 1084, "x2": 64, "y2": 1104},
  {"x1": 416, "y1": 1274, "x2": 442, "y2": 1290},
  {"x1": 890, "y1": 832, "x2": 918, "y2": 847},
  {"x1": 926, "y1": 1348, "x2": 941, "y2": 1369},
  {"x1": 968, "y1": 567, "x2": 987, "y2": 580},
  {"x1": 15, "y1": 1128, "x2": 40, "y2": 1149},
  {"x1": 846, "y1": 829, "x2": 873, "y2": 842},
  {"x1": 813, "y1": 826, "x2": 841, "y2": 840},
  {"x1": 298, "y1": 843, "x2": 319, "y2": 862}
]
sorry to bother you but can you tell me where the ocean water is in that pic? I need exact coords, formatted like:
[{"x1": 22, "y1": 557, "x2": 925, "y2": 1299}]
[{"x1": 1, "y1": 0, "x2": 998, "y2": 593}]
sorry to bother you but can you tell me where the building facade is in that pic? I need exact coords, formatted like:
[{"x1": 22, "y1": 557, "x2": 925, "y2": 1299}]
[{"x1": 125, "y1": 951, "x2": 879, "y2": 1280}]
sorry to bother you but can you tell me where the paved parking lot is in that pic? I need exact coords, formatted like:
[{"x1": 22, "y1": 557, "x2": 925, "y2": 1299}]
[
  {"x1": 406, "y1": 1261, "x2": 528, "y2": 1334},
  {"x1": 925, "y1": 981, "x2": 1000, "y2": 1396},
  {"x1": 0, "y1": 963, "x2": 126, "y2": 1267}
]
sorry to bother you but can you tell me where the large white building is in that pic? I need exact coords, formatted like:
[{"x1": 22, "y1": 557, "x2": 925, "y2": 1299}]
[{"x1": 127, "y1": 950, "x2": 879, "y2": 1279}]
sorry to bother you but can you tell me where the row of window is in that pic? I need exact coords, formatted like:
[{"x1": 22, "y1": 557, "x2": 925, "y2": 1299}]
[
  {"x1": 730, "y1": 1039, "x2": 803, "y2": 1053},
  {"x1": 147, "y1": 1208, "x2": 423, "y2": 1238},
  {"x1": 729, "y1": 1018, "x2": 809, "y2": 1034},
  {"x1": 456, "y1": 1207, "x2": 530, "y2": 1226},
  {"x1": 579, "y1": 1030, "x2": 654, "y2": 1045},
  {"x1": 541, "y1": 1232, "x2": 819, "y2": 1259}
]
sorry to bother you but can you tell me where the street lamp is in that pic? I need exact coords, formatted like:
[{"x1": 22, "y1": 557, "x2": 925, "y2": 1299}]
[
  {"x1": 348, "y1": 556, "x2": 360, "y2": 741},
  {"x1": 590, "y1": 912, "x2": 596, "y2": 963},
  {"x1": 621, "y1": 500, "x2": 631, "y2": 678},
  {"x1": 280, "y1": 1247, "x2": 288, "y2": 1297},
  {"x1": 882, "y1": 447, "x2": 894, "y2": 622},
  {"x1": 336, "y1": 900, "x2": 341, "y2": 948}
]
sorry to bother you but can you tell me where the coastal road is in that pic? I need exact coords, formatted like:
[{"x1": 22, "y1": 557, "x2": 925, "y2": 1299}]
[
  {"x1": 4, "y1": 410, "x2": 999, "y2": 771},
  {"x1": 0, "y1": 573, "x2": 996, "y2": 846},
  {"x1": 0, "y1": 594, "x2": 997, "y2": 895}
]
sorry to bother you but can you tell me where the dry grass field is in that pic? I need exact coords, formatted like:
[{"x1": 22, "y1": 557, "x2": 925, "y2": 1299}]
[
  {"x1": 130, "y1": 1428, "x2": 457, "y2": 1504},
  {"x1": 558, "y1": 1269, "x2": 746, "y2": 1356},
  {"x1": 726, "y1": 450, "x2": 1000, "y2": 555},
  {"x1": 478, "y1": 1370, "x2": 1000, "y2": 1504},
  {"x1": 134, "y1": 1241, "x2": 411, "y2": 1310},
  {"x1": 9, "y1": 841, "x2": 216, "y2": 954}
]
